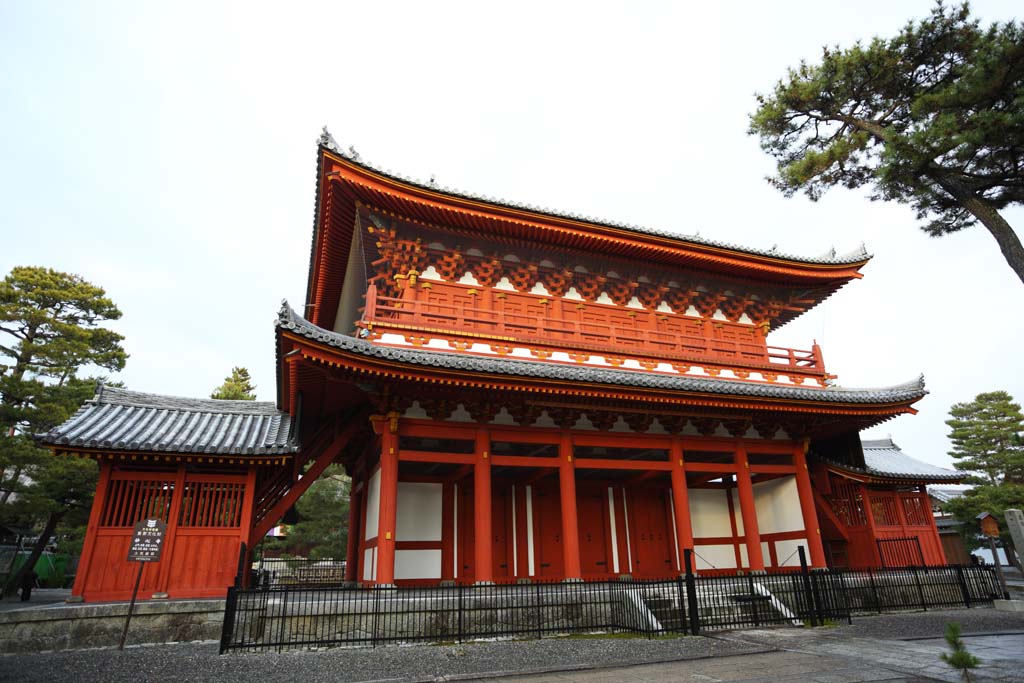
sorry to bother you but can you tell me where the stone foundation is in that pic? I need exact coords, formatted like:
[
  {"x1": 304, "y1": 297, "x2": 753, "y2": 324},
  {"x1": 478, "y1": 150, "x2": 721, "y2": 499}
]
[{"x1": 0, "y1": 599, "x2": 224, "y2": 653}]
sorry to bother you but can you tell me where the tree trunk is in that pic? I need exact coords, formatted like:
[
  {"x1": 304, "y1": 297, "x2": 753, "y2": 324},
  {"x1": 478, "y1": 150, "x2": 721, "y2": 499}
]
[
  {"x1": 4, "y1": 510, "x2": 64, "y2": 597},
  {"x1": 931, "y1": 173, "x2": 1024, "y2": 286}
]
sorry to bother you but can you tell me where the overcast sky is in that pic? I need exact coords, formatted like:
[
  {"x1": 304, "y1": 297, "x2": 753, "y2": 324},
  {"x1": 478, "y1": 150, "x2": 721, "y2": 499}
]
[{"x1": 2, "y1": 1, "x2": 1022, "y2": 471}]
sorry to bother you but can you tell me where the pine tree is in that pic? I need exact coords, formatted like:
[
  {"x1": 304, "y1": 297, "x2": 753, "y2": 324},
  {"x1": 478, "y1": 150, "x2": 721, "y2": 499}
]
[
  {"x1": 940, "y1": 622, "x2": 980, "y2": 682},
  {"x1": 946, "y1": 391, "x2": 1024, "y2": 485},
  {"x1": 749, "y1": 3, "x2": 1024, "y2": 284},
  {"x1": 211, "y1": 367, "x2": 257, "y2": 401},
  {"x1": 0, "y1": 266, "x2": 127, "y2": 594}
]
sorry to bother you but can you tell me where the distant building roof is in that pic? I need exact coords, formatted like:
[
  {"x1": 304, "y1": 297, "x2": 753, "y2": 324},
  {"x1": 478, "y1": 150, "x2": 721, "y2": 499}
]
[
  {"x1": 860, "y1": 438, "x2": 960, "y2": 482},
  {"x1": 928, "y1": 484, "x2": 973, "y2": 504},
  {"x1": 38, "y1": 385, "x2": 298, "y2": 456}
]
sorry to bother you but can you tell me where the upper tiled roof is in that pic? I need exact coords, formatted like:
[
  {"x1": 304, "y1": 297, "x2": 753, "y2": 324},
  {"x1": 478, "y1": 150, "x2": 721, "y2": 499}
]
[
  {"x1": 318, "y1": 128, "x2": 871, "y2": 267},
  {"x1": 278, "y1": 302, "x2": 927, "y2": 405},
  {"x1": 38, "y1": 386, "x2": 298, "y2": 455},
  {"x1": 860, "y1": 438, "x2": 960, "y2": 481},
  {"x1": 928, "y1": 484, "x2": 972, "y2": 503}
]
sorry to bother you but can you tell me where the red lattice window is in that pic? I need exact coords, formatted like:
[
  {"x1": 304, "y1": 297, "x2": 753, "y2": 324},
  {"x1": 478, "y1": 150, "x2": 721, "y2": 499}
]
[
  {"x1": 829, "y1": 480, "x2": 867, "y2": 527},
  {"x1": 901, "y1": 495, "x2": 930, "y2": 526},
  {"x1": 870, "y1": 496, "x2": 901, "y2": 527},
  {"x1": 178, "y1": 481, "x2": 246, "y2": 528},
  {"x1": 101, "y1": 478, "x2": 174, "y2": 527}
]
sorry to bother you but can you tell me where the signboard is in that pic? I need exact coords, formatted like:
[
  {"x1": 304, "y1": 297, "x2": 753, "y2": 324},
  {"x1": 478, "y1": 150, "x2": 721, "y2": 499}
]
[
  {"x1": 127, "y1": 518, "x2": 167, "y2": 562},
  {"x1": 977, "y1": 512, "x2": 1000, "y2": 539}
]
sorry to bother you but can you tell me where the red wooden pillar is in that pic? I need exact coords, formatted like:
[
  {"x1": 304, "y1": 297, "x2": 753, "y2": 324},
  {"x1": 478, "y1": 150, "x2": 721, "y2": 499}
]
[
  {"x1": 559, "y1": 431, "x2": 582, "y2": 580},
  {"x1": 669, "y1": 437, "x2": 694, "y2": 573},
  {"x1": 71, "y1": 459, "x2": 113, "y2": 599},
  {"x1": 474, "y1": 427, "x2": 493, "y2": 584},
  {"x1": 441, "y1": 482, "x2": 455, "y2": 581},
  {"x1": 920, "y1": 485, "x2": 946, "y2": 565},
  {"x1": 376, "y1": 414, "x2": 400, "y2": 585},
  {"x1": 345, "y1": 481, "x2": 362, "y2": 582},
  {"x1": 734, "y1": 444, "x2": 765, "y2": 571},
  {"x1": 793, "y1": 444, "x2": 827, "y2": 568},
  {"x1": 236, "y1": 466, "x2": 259, "y2": 588},
  {"x1": 861, "y1": 484, "x2": 883, "y2": 567}
]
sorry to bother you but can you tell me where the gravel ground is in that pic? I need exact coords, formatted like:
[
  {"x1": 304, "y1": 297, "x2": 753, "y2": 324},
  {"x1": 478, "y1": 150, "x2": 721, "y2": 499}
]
[{"x1": 0, "y1": 633, "x2": 767, "y2": 683}]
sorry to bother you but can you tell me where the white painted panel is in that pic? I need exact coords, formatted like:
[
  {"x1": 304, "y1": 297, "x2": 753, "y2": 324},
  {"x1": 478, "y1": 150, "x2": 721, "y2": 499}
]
[
  {"x1": 761, "y1": 541, "x2": 771, "y2": 566},
  {"x1": 364, "y1": 469, "x2": 381, "y2": 540},
  {"x1": 396, "y1": 482, "x2": 443, "y2": 541},
  {"x1": 668, "y1": 492, "x2": 680, "y2": 571},
  {"x1": 608, "y1": 487, "x2": 620, "y2": 573},
  {"x1": 453, "y1": 484, "x2": 459, "y2": 578},
  {"x1": 395, "y1": 549, "x2": 442, "y2": 580},
  {"x1": 622, "y1": 490, "x2": 633, "y2": 570},
  {"x1": 363, "y1": 548, "x2": 373, "y2": 581},
  {"x1": 511, "y1": 485, "x2": 518, "y2": 574},
  {"x1": 689, "y1": 489, "x2": 733, "y2": 538},
  {"x1": 752, "y1": 476, "x2": 804, "y2": 534},
  {"x1": 731, "y1": 489, "x2": 745, "y2": 536},
  {"x1": 738, "y1": 544, "x2": 748, "y2": 568},
  {"x1": 695, "y1": 544, "x2": 736, "y2": 570},
  {"x1": 775, "y1": 539, "x2": 809, "y2": 567}
]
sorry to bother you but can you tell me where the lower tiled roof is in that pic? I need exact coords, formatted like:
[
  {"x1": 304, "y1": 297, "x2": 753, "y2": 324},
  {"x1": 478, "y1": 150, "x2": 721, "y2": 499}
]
[
  {"x1": 38, "y1": 385, "x2": 298, "y2": 455},
  {"x1": 860, "y1": 438, "x2": 960, "y2": 481},
  {"x1": 278, "y1": 302, "x2": 927, "y2": 405}
]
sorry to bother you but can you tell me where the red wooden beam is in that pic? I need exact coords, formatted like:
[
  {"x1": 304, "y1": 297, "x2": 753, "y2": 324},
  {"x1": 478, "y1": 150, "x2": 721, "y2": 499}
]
[
  {"x1": 491, "y1": 455, "x2": 560, "y2": 468},
  {"x1": 399, "y1": 450, "x2": 475, "y2": 465},
  {"x1": 574, "y1": 458, "x2": 672, "y2": 471},
  {"x1": 683, "y1": 462, "x2": 738, "y2": 473},
  {"x1": 250, "y1": 416, "x2": 365, "y2": 545}
]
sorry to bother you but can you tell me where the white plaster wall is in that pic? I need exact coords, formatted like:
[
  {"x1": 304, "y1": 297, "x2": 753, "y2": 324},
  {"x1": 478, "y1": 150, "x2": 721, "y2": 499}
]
[
  {"x1": 774, "y1": 539, "x2": 809, "y2": 567},
  {"x1": 364, "y1": 469, "x2": 381, "y2": 540},
  {"x1": 395, "y1": 549, "x2": 442, "y2": 580},
  {"x1": 730, "y1": 489, "x2": 745, "y2": 536},
  {"x1": 752, "y1": 476, "x2": 804, "y2": 534},
  {"x1": 695, "y1": 544, "x2": 736, "y2": 570},
  {"x1": 363, "y1": 547, "x2": 376, "y2": 581},
  {"x1": 689, "y1": 489, "x2": 733, "y2": 538},
  {"x1": 396, "y1": 482, "x2": 443, "y2": 541}
]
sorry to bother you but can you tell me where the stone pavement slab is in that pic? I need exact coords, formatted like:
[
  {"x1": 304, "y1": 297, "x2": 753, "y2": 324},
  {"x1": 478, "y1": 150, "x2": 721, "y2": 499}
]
[{"x1": 484, "y1": 650, "x2": 935, "y2": 683}]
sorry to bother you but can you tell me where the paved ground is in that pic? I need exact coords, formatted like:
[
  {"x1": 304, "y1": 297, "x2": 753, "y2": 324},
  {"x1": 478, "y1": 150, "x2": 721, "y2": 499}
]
[
  {"x1": 1, "y1": 607, "x2": 1021, "y2": 682},
  {"x1": 0, "y1": 588, "x2": 71, "y2": 612}
]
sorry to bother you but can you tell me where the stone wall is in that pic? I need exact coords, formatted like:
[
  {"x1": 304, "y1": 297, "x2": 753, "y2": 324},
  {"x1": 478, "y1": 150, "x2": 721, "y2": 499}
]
[{"x1": 0, "y1": 599, "x2": 224, "y2": 653}]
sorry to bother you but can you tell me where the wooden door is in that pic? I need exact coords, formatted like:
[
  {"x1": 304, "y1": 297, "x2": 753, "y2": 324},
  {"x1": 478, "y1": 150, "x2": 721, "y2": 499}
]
[
  {"x1": 533, "y1": 485, "x2": 564, "y2": 578},
  {"x1": 628, "y1": 489, "x2": 673, "y2": 577},
  {"x1": 491, "y1": 485, "x2": 511, "y2": 580},
  {"x1": 577, "y1": 489, "x2": 611, "y2": 576}
]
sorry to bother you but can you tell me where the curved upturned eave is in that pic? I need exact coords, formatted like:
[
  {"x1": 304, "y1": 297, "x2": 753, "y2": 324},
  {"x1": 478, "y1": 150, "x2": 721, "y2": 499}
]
[
  {"x1": 277, "y1": 303, "x2": 924, "y2": 419},
  {"x1": 320, "y1": 149, "x2": 871, "y2": 284}
]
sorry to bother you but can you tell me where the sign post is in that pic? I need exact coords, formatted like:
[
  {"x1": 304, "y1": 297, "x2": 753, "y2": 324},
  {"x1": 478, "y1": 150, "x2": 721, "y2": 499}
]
[{"x1": 118, "y1": 518, "x2": 166, "y2": 651}]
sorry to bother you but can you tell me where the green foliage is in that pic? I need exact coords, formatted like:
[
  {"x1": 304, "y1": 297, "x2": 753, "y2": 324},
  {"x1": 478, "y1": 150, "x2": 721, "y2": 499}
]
[
  {"x1": 211, "y1": 367, "x2": 257, "y2": 401},
  {"x1": 946, "y1": 391, "x2": 1024, "y2": 485},
  {"x1": 749, "y1": 2, "x2": 1024, "y2": 283},
  {"x1": 0, "y1": 266, "x2": 127, "y2": 592},
  {"x1": 940, "y1": 622, "x2": 980, "y2": 681},
  {"x1": 943, "y1": 482, "x2": 1024, "y2": 552},
  {"x1": 263, "y1": 465, "x2": 349, "y2": 560}
]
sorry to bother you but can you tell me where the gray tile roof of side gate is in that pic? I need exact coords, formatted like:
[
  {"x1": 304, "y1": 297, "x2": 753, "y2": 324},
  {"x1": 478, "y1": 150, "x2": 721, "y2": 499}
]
[
  {"x1": 278, "y1": 302, "x2": 928, "y2": 405},
  {"x1": 860, "y1": 438, "x2": 960, "y2": 480},
  {"x1": 38, "y1": 385, "x2": 298, "y2": 455},
  {"x1": 318, "y1": 128, "x2": 872, "y2": 267}
]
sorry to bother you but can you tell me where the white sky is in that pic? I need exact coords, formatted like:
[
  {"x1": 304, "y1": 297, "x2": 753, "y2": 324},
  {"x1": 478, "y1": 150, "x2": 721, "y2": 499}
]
[{"x1": 2, "y1": 1, "x2": 1022, "y2": 471}]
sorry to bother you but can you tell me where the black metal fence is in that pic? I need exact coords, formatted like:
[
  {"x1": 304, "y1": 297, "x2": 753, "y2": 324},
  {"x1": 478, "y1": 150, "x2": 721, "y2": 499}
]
[
  {"x1": 219, "y1": 551, "x2": 1002, "y2": 653},
  {"x1": 254, "y1": 557, "x2": 346, "y2": 587},
  {"x1": 877, "y1": 536, "x2": 925, "y2": 568}
]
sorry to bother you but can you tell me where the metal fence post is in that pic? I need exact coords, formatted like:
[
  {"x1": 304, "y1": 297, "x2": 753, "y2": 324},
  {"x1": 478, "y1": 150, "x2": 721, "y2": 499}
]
[
  {"x1": 276, "y1": 587, "x2": 289, "y2": 653},
  {"x1": 912, "y1": 566, "x2": 926, "y2": 610},
  {"x1": 675, "y1": 575, "x2": 688, "y2": 634},
  {"x1": 535, "y1": 580, "x2": 543, "y2": 640},
  {"x1": 371, "y1": 585, "x2": 381, "y2": 648},
  {"x1": 867, "y1": 566, "x2": 880, "y2": 613},
  {"x1": 457, "y1": 581, "x2": 464, "y2": 644},
  {"x1": 955, "y1": 565, "x2": 972, "y2": 608},
  {"x1": 219, "y1": 585, "x2": 237, "y2": 654},
  {"x1": 684, "y1": 548, "x2": 700, "y2": 635},
  {"x1": 234, "y1": 542, "x2": 248, "y2": 588},
  {"x1": 798, "y1": 546, "x2": 818, "y2": 627}
]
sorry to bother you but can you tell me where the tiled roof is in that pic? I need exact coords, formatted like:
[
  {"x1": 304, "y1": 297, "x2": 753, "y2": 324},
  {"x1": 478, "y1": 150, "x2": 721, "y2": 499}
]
[
  {"x1": 278, "y1": 302, "x2": 927, "y2": 405},
  {"x1": 860, "y1": 438, "x2": 960, "y2": 481},
  {"x1": 928, "y1": 484, "x2": 972, "y2": 504},
  {"x1": 318, "y1": 128, "x2": 872, "y2": 267},
  {"x1": 38, "y1": 386, "x2": 298, "y2": 455}
]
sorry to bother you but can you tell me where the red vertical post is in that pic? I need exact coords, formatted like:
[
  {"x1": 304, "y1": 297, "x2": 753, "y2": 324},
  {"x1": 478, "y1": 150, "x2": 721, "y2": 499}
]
[
  {"x1": 559, "y1": 431, "x2": 582, "y2": 581},
  {"x1": 474, "y1": 427, "x2": 493, "y2": 584},
  {"x1": 376, "y1": 413, "x2": 400, "y2": 585},
  {"x1": 793, "y1": 443, "x2": 828, "y2": 568},
  {"x1": 920, "y1": 485, "x2": 946, "y2": 565},
  {"x1": 734, "y1": 444, "x2": 765, "y2": 571},
  {"x1": 861, "y1": 484, "x2": 883, "y2": 567},
  {"x1": 345, "y1": 481, "x2": 362, "y2": 582},
  {"x1": 71, "y1": 458, "x2": 113, "y2": 599},
  {"x1": 154, "y1": 464, "x2": 187, "y2": 596},
  {"x1": 236, "y1": 466, "x2": 259, "y2": 587},
  {"x1": 669, "y1": 437, "x2": 694, "y2": 573},
  {"x1": 441, "y1": 482, "x2": 455, "y2": 581}
]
